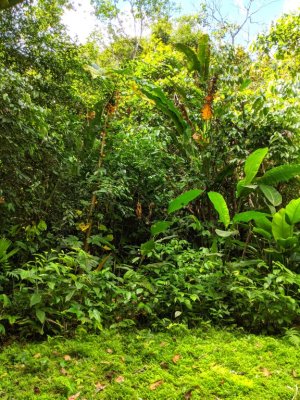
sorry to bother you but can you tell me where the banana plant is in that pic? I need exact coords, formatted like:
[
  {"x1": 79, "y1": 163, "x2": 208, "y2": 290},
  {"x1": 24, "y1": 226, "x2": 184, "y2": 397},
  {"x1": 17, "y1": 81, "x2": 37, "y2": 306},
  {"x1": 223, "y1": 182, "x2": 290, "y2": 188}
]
[
  {"x1": 236, "y1": 147, "x2": 300, "y2": 212},
  {"x1": 174, "y1": 34, "x2": 211, "y2": 82}
]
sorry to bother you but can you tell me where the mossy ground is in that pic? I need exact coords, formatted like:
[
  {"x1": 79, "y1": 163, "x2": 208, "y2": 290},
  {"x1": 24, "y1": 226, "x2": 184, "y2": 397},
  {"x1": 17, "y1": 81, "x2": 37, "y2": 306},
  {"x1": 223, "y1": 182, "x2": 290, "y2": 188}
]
[{"x1": 0, "y1": 327, "x2": 299, "y2": 399}]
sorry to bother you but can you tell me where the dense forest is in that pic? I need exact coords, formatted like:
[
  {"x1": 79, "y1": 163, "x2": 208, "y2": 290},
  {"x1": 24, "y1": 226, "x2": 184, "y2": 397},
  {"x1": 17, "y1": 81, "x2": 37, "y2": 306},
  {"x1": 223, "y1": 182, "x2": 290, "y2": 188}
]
[
  {"x1": 0, "y1": 0, "x2": 300, "y2": 337},
  {"x1": 1, "y1": 0, "x2": 300, "y2": 398}
]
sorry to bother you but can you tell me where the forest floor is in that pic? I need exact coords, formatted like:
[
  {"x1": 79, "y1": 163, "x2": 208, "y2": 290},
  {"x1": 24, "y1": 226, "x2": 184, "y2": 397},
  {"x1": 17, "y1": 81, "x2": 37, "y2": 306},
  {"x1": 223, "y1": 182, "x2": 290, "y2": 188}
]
[{"x1": 0, "y1": 327, "x2": 299, "y2": 399}]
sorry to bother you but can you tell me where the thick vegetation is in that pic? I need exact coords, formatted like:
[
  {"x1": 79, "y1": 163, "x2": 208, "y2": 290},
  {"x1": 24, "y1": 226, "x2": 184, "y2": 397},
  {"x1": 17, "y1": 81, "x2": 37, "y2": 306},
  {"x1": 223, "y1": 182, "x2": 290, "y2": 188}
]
[{"x1": 0, "y1": 0, "x2": 299, "y2": 344}]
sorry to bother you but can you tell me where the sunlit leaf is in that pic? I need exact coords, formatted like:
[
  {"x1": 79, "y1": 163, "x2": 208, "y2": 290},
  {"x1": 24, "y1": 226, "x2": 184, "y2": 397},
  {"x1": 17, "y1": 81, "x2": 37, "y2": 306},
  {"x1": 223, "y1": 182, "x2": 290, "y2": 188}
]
[{"x1": 168, "y1": 189, "x2": 203, "y2": 214}]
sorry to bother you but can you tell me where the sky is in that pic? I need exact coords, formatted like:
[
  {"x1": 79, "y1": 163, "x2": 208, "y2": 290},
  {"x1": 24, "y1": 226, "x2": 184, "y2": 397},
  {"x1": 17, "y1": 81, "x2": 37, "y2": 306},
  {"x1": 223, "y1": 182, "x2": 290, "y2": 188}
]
[{"x1": 62, "y1": 0, "x2": 300, "y2": 44}]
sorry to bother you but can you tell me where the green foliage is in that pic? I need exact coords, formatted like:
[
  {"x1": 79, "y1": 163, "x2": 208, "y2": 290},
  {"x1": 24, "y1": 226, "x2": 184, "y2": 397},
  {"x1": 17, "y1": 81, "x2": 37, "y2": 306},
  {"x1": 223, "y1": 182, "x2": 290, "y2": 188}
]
[
  {"x1": 168, "y1": 189, "x2": 203, "y2": 214},
  {"x1": 1, "y1": 329, "x2": 300, "y2": 399},
  {"x1": 208, "y1": 191, "x2": 230, "y2": 228},
  {"x1": 236, "y1": 148, "x2": 268, "y2": 198}
]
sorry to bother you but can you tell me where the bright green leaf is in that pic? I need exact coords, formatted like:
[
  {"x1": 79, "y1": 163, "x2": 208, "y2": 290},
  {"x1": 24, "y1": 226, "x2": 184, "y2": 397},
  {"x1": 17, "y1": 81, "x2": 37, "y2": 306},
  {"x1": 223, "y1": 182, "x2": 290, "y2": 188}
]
[
  {"x1": 208, "y1": 191, "x2": 230, "y2": 228},
  {"x1": 168, "y1": 189, "x2": 203, "y2": 214},
  {"x1": 215, "y1": 229, "x2": 239, "y2": 237},
  {"x1": 236, "y1": 147, "x2": 268, "y2": 197},
  {"x1": 151, "y1": 221, "x2": 172, "y2": 236},
  {"x1": 36, "y1": 309, "x2": 45, "y2": 324},
  {"x1": 259, "y1": 184, "x2": 282, "y2": 206},
  {"x1": 233, "y1": 211, "x2": 269, "y2": 223},
  {"x1": 285, "y1": 198, "x2": 300, "y2": 225},
  {"x1": 258, "y1": 164, "x2": 300, "y2": 186},
  {"x1": 272, "y1": 209, "x2": 293, "y2": 241},
  {"x1": 30, "y1": 292, "x2": 41, "y2": 307}
]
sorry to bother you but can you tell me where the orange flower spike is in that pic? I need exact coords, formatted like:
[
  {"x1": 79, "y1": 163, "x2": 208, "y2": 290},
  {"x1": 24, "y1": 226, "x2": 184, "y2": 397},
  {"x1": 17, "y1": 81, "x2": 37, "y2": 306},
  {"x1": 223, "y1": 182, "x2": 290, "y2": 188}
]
[{"x1": 201, "y1": 103, "x2": 213, "y2": 120}]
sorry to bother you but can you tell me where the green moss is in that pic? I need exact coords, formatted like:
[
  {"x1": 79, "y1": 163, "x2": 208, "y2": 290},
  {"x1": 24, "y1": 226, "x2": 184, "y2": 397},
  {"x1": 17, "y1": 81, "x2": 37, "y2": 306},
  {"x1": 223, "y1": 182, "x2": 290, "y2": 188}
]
[{"x1": 0, "y1": 328, "x2": 299, "y2": 399}]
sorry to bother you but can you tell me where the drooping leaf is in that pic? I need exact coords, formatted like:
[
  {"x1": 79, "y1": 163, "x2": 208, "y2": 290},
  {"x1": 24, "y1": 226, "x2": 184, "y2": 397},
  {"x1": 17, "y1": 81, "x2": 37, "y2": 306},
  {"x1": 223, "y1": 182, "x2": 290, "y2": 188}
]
[
  {"x1": 255, "y1": 216, "x2": 272, "y2": 233},
  {"x1": 168, "y1": 189, "x2": 203, "y2": 214},
  {"x1": 151, "y1": 221, "x2": 172, "y2": 236},
  {"x1": 174, "y1": 43, "x2": 201, "y2": 73},
  {"x1": 285, "y1": 198, "x2": 300, "y2": 225},
  {"x1": 253, "y1": 227, "x2": 272, "y2": 240},
  {"x1": 208, "y1": 191, "x2": 230, "y2": 228},
  {"x1": 139, "y1": 83, "x2": 187, "y2": 138},
  {"x1": 272, "y1": 209, "x2": 293, "y2": 241},
  {"x1": 233, "y1": 211, "x2": 269, "y2": 223},
  {"x1": 258, "y1": 164, "x2": 300, "y2": 186},
  {"x1": 259, "y1": 184, "x2": 282, "y2": 206},
  {"x1": 198, "y1": 34, "x2": 210, "y2": 80},
  {"x1": 236, "y1": 148, "x2": 268, "y2": 197}
]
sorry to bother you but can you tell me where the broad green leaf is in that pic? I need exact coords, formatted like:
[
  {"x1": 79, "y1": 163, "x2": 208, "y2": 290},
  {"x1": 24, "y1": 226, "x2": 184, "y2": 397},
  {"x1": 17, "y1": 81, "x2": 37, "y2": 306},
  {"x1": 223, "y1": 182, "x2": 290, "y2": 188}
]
[
  {"x1": 236, "y1": 147, "x2": 268, "y2": 197},
  {"x1": 215, "y1": 229, "x2": 238, "y2": 237},
  {"x1": 168, "y1": 189, "x2": 203, "y2": 214},
  {"x1": 36, "y1": 309, "x2": 45, "y2": 324},
  {"x1": 208, "y1": 191, "x2": 230, "y2": 228},
  {"x1": 258, "y1": 164, "x2": 300, "y2": 186},
  {"x1": 285, "y1": 198, "x2": 300, "y2": 225},
  {"x1": 259, "y1": 184, "x2": 282, "y2": 206},
  {"x1": 141, "y1": 239, "x2": 155, "y2": 256},
  {"x1": 253, "y1": 227, "x2": 272, "y2": 240},
  {"x1": 30, "y1": 292, "x2": 41, "y2": 307},
  {"x1": 233, "y1": 211, "x2": 269, "y2": 223},
  {"x1": 255, "y1": 216, "x2": 272, "y2": 233},
  {"x1": 151, "y1": 221, "x2": 172, "y2": 236},
  {"x1": 277, "y1": 237, "x2": 298, "y2": 249},
  {"x1": 272, "y1": 209, "x2": 293, "y2": 241},
  {"x1": 197, "y1": 34, "x2": 210, "y2": 79},
  {"x1": 174, "y1": 43, "x2": 201, "y2": 73}
]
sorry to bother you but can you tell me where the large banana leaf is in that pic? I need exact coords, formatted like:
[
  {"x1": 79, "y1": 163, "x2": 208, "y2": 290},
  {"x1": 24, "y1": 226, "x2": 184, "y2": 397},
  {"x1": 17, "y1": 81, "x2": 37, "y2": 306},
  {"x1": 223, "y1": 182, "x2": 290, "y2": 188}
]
[
  {"x1": 198, "y1": 34, "x2": 210, "y2": 81},
  {"x1": 285, "y1": 198, "x2": 300, "y2": 225},
  {"x1": 208, "y1": 191, "x2": 230, "y2": 228},
  {"x1": 236, "y1": 148, "x2": 268, "y2": 198},
  {"x1": 272, "y1": 209, "x2": 293, "y2": 241},
  {"x1": 258, "y1": 164, "x2": 300, "y2": 186},
  {"x1": 174, "y1": 43, "x2": 201, "y2": 74}
]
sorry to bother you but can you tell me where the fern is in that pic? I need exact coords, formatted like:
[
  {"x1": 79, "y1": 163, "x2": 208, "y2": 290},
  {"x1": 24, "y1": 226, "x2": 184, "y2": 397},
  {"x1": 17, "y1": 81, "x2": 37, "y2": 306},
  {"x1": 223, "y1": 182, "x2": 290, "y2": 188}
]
[{"x1": 283, "y1": 328, "x2": 300, "y2": 348}]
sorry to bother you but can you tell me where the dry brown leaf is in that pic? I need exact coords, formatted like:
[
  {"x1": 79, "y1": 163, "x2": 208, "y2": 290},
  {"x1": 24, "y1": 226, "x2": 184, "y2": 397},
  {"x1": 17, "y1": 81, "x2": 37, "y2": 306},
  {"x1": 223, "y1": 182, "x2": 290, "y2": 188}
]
[
  {"x1": 184, "y1": 390, "x2": 193, "y2": 399},
  {"x1": 106, "y1": 348, "x2": 113, "y2": 354},
  {"x1": 115, "y1": 375, "x2": 125, "y2": 383},
  {"x1": 33, "y1": 353, "x2": 41, "y2": 359},
  {"x1": 64, "y1": 355, "x2": 72, "y2": 361},
  {"x1": 160, "y1": 362, "x2": 169, "y2": 369},
  {"x1": 60, "y1": 368, "x2": 68, "y2": 376},
  {"x1": 261, "y1": 367, "x2": 272, "y2": 377},
  {"x1": 149, "y1": 380, "x2": 164, "y2": 390},
  {"x1": 95, "y1": 382, "x2": 106, "y2": 392},
  {"x1": 172, "y1": 354, "x2": 181, "y2": 364},
  {"x1": 68, "y1": 392, "x2": 80, "y2": 400}
]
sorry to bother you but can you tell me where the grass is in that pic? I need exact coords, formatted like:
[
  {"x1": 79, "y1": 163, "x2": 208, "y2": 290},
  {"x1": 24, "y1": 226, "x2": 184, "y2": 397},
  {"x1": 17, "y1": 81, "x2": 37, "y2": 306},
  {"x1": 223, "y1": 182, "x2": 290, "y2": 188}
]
[{"x1": 0, "y1": 326, "x2": 299, "y2": 399}]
